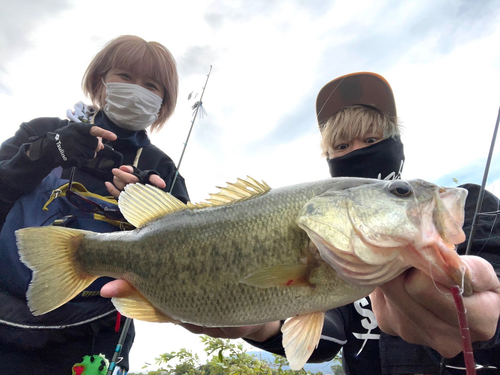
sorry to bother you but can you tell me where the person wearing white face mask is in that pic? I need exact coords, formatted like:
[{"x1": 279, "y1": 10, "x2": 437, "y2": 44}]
[
  {"x1": 0, "y1": 35, "x2": 189, "y2": 374},
  {"x1": 102, "y1": 81, "x2": 163, "y2": 131}
]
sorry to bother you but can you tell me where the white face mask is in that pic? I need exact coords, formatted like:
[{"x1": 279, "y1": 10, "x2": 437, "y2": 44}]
[{"x1": 103, "y1": 82, "x2": 163, "y2": 131}]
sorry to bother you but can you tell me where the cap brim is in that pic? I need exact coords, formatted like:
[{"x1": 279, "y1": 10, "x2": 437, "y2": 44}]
[{"x1": 316, "y1": 72, "x2": 396, "y2": 126}]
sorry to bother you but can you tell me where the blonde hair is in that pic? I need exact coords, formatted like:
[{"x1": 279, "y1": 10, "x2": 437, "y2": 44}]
[
  {"x1": 82, "y1": 35, "x2": 178, "y2": 132},
  {"x1": 319, "y1": 105, "x2": 401, "y2": 157}
]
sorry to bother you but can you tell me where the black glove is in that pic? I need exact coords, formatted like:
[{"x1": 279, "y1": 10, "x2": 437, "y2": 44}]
[
  {"x1": 29, "y1": 122, "x2": 99, "y2": 167},
  {"x1": 131, "y1": 166, "x2": 160, "y2": 185}
]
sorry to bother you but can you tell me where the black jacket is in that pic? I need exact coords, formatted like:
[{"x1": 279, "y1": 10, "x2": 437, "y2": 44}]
[
  {"x1": 0, "y1": 113, "x2": 189, "y2": 374},
  {"x1": 246, "y1": 183, "x2": 500, "y2": 375},
  {"x1": 0, "y1": 112, "x2": 189, "y2": 227}
]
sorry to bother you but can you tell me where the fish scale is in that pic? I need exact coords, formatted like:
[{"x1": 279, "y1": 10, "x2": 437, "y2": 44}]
[
  {"x1": 50, "y1": 180, "x2": 374, "y2": 326},
  {"x1": 16, "y1": 176, "x2": 469, "y2": 369}
]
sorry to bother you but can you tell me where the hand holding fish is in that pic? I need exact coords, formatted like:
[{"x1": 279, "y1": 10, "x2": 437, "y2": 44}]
[
  {"x1": 101, "y1": 279, "x2": 282, "y2": 341},
  {"x1": 105, "y1": 165, "x2": 166, "y2": 197},
  {"x1": 370, "y1": 256, "x2": 500, "y2": 358}
]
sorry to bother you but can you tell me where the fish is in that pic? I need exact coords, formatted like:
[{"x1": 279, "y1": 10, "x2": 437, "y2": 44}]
[{"x1": 15, "y1": 177, "x2": 469, "y2": 370}]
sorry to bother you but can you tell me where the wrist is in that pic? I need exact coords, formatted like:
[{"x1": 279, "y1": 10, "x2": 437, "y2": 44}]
[{"x1": 243, "y1": 321, "x2": 282, "y2": 342}]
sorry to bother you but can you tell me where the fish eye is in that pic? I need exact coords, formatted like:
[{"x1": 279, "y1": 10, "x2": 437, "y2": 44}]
[{"x1": 388, "y1": 181, "x2": 413, "y2": 197}]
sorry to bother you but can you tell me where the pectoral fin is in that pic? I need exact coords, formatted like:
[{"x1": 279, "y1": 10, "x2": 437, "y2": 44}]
[
  {"x1": 282, "y1": 311, "x2": 325, "y2": 370},
  {"x1": 112, "y1": 290, "x2": 179, "y2": 323},
  {"x1": 240, "y1": 264, "x2": 313, "y2": 288}
]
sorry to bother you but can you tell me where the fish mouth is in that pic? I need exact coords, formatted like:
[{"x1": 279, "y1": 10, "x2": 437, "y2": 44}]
[
  {"x1": 404, "y1": 185, "x2": 471, "y2": 294},
  {"x1": 405, "y1": 237, "x2": 472, "y2": 296}
]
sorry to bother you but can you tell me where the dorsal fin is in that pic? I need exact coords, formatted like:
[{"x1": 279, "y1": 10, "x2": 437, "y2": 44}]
[
  {"x1": 118, "y1": 184, "x2": 188, "y2": 228},
  {"x1": 202, "y1": 176, "x2": 271, "y2": 207},
  {"x1": 119, "y1": 177, "x2": 270, "y2": 227}
]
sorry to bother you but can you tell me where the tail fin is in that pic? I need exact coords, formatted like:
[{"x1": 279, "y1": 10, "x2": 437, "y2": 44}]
[{"x1": 16, "y1": 226, "x2": 97, "y2": 315}]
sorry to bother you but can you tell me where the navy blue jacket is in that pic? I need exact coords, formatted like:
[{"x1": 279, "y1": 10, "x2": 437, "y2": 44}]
[{"x1": 0, "y1": 113, "x2": 189, "y2": 374}]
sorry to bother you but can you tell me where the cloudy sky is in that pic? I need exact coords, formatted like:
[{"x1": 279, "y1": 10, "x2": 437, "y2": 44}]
[{"x1": 2, "y1": 0, "x2": 500, "y2": 371}]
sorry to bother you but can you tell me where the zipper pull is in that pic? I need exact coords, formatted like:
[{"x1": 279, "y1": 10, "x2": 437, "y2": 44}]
[{"x1": 43, "y1": 189, "x2": 62, "y2": 211}]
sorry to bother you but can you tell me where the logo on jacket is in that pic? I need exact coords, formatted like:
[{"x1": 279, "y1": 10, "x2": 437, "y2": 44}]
[{"x1": 352, "y1": 297, "x2": 380, "y2": 355}]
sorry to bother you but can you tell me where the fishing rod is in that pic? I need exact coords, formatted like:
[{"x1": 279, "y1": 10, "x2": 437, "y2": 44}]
[
  {"x1": 169, "y1": 65, "x2": 213, "y2": 193},
  {"x1": 438, "y1": 106, "x2": 500, "y2": 375},
  {"x1": 465, "y1": 106, "x2": 500, "y2": 255},
  {"x1": 107, "y1": 316, "x2": 132, "y2": 375}
]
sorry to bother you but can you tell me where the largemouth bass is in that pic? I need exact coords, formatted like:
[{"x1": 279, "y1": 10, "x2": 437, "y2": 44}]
[{"x1": 16, "y1": 177, "x2": 468, "y2": 369}]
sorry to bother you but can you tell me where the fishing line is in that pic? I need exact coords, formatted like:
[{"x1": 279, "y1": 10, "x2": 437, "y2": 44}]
[
  {"x1": 459, "y1": 265, "x2": 468, "y2": 312},
  {"x1": 470, "y1": 207, "x2": 500, "y2": 258},
  {"x1": 424, "y1": 245, "x2": 454, "y2": 300},
  {"x1": 316, "y1": 76, "x2": 347, "y2": 123}
]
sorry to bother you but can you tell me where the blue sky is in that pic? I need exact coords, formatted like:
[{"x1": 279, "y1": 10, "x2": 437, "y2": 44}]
[{"x1": 1, "y1": 0, "x2": 500, "y2": 371}]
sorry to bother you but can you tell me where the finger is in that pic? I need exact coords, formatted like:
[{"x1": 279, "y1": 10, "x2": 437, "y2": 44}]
[
  {"x1": 461, "y1": 256, "x2": 500, "y2": 293},
  {"x1": 90, "y1": 126, "x2": 117, "y2": 141},
  {"x1": 118, "y1": 165, "x2": 135, "y2": 174},
  {"x1": 100, "y1": 279, "x2": 137, "y2": 298},
  {"x1": 149, "y1": 174, "x2": 166, "y2": 189},
  {"x1": 369, "y1": 288, "x2": 398, "y2": 336},
  {"x1": 105, "y1": 181, "x2": 121, "y2": 198},
  {"x1": 180, "y1": 323, "x2": 210, "y2": 335},
  {"x1": 375, "y1": 273, "x2": 463, "y2": 356},
  {"x1": 219, "y1": 326, "x2": 260, "y2": 339},
  {"x1": 406, "y1": 257, "x2": 500, "y2": 342},
  {"x1": 179, "y1": 324, "x2": 232, "y2": 337},
  {"x1": 378, "y1": 274, "x2": 452, "y2": 332},
  {"x1": 112, "y1": 168, "x2": 140, "y2": 186},
  {"x1": 96, "y1": 137, "x2": 105, "y2": 153},
  {"x1": 402, "y1": 269, "x2": 459, "y2": 326},
  {"x1": 405, "y1": 257, "x2": 499, "y2": 319}
]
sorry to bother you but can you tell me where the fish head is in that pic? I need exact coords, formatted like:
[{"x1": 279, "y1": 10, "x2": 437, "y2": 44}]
[{"x1": 297, "y1": 178, "x2": 470, "y2": 293}]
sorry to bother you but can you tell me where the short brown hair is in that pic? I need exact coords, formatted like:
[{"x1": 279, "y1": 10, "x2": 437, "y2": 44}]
[
  {"x1": 82, "y1": 35, "x2": 178, "y2": 131},
  {"x1": 320, "y1": 105, "x2": 401, "y2": 157}
]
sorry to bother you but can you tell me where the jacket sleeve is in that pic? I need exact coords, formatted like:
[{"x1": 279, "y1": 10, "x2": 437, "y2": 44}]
[
  {"x1": 243, "y1": 307, "x2": 347, "y2": 363},
  {"x1": 0, "y1": 118, "x2": 67, "y2": 228}
]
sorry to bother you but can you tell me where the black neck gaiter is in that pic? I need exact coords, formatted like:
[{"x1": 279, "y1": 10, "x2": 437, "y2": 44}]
[{"x1": 327, "y1": 137, "x2": 405, "y2": 179}]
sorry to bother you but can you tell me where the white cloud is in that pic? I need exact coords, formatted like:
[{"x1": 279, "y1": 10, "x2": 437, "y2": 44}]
[{"x1": 2, "y1": 0, "x2": 500, "y2": 372}]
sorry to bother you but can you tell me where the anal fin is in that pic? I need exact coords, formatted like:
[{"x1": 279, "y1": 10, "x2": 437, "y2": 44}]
[
  {"x1": 282, "y1": 311, "x2": 325, "y2": 370},
  {"x1": 111, "y1": 290, "x2": 179, "y2": 323}
]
